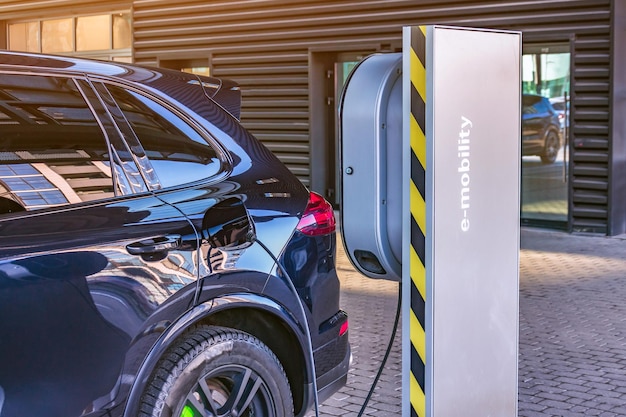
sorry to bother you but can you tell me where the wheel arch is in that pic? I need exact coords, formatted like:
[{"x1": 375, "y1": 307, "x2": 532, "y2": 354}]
[
  {"x1": 543, "y1": 125, "x2": 562, "y2": 144},
  {"x1": 123, "y1": 293, "x2": 311, "y2": 417},
  {"x1": 203, "y1": 302, "x2": 310, "y2": 416}
]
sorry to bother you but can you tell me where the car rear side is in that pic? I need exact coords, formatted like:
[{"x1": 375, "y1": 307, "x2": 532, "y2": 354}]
[{"x1": 0, "y1": 51, "x2": 349, "y2": 417}]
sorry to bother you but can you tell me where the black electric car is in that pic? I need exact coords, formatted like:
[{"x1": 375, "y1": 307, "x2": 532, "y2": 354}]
[{"x1": 0, "y1": 51, "x2": 349, "y2": 417}]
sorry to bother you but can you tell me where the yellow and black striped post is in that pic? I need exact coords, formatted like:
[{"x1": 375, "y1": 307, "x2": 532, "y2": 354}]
[{"x1": 408, "y1": 25, "x2": 427, "y2": 417}]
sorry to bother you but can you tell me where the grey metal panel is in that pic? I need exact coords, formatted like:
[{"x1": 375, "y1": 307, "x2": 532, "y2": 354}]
[{"x1": 427, "y1": 26, "x2": 521, "y2": 417}]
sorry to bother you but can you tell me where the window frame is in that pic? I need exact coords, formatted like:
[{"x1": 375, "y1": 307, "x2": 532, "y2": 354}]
[
  {"x1": 86, "y1": 76, "x2": 232, "y2": 192},
  {"x1": 74, "y1": 77, "x2": 150, "y2": 197}
]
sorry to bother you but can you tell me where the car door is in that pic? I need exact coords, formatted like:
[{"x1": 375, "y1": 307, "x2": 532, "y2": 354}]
[
  {"x1": 0, "y1": 72, "x2": 200, "y2": 417},
  {"x1": 91, "y1": 78, "x2": 308, "y2": 302}
]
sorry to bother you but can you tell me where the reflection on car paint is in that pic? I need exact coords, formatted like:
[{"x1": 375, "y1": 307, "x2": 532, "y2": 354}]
[{"x1": 0, "y1": 51, "x2": 349, "y2": 417}]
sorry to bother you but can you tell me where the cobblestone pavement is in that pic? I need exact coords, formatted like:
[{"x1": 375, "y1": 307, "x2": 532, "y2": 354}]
[
  {"x1": 307, "y1": 228, "x2": 626, "y2": 416},
  {"x1": 519, "y1": 228, "x2": 626, "y2": 416}
]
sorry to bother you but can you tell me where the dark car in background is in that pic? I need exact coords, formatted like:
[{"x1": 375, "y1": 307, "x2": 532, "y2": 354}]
[
  {"x1": 0, "y1": 51, "x2": 349, "y2": 417},
  {"x1": 522, "y1": 94, "x2": 563, "y2": 164}
]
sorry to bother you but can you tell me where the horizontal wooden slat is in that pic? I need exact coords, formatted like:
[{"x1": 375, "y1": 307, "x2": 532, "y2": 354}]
[
  {"x1": 572, "y1": 178, "x2": 608, "y2": 190},
  {"x1": 573, "y1": 190, "x2": 608, "y2": 204},
  {"x1": 574, "y1": 110, "x2": 609, "y2": 121},
  {"x1": 572, "y1": 165, "x2": 608, "y2": 177},
  {"x1": 240, "y1": 111, "x2": 309, "y2": 119},
  {"x1": 572, "y1": 205, "x2": 607, "y2": 218},
  {"x1": 573, "y1": 138, "x2": 609, "y2": 149},
  {"x1": 572, "y1": 124, "x2": 609, "y2": 135},
  {"x1": 572, "y1": 151, "x2": 609, "y2": 163}
]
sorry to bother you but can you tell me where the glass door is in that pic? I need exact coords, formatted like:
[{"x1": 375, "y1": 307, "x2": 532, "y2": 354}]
[{"x1": 521, "y1": 44, "x2": 571, "y2": 226}]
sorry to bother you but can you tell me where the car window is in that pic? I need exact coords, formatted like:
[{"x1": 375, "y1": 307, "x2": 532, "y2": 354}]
[
  {"x1": 104, "y1": 84, "x2": 222, "y2": 189},
  {"x1": 0, "y1": 74, "x2": 116, "y2": 216},
  {"x1": 534, "y1": 99, "x2": 549, "y2": 113},
  {"x1": 522, "y1": 95, "x2": 553, "y2": 116},
  {"x1": 551, "y1": 101, "x2": 565, "y2": 111},
  {"x1": 522, "y1": 96, "x2": 538, "y2": 115}
]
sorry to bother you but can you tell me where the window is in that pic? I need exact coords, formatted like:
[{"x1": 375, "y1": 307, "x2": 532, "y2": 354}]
[
  {"x1": 41, "y1": 18, "x2": 73, "y2": 53},
  {"x1": 0, "y1": 74, "x2": 115, "y2": 215},
  {"x1": 7, "y1": 12, "x2": 132, "y2": 62},
  {"x1": 76, "y1": 15, "x2": 110, "y2": 51},
  {"x1": 8, "y1": 22, "x2": 39, "y2": 53},
  {"x1": 113, "y1": 13, "x2": 132, "y2": 49},
  {"x1": 104, "y1": 85, "x2": 222, "y2": 189}
]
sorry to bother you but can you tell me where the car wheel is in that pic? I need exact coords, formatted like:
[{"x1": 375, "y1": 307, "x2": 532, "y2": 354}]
[
  {"x1": 541, "y1": 131, "x2": 560, "y2": 164},
  {"x1": 139, "y1": 325, "x2": 294, "y2": 417}
]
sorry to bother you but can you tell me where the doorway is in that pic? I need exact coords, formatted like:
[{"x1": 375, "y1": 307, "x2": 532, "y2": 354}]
[
  {"x1": 521, "y1": 43, "x2": 571, "y2": 227},
  {"x1": 309, "y1": 50, "x2": 371, "y2": 206}
]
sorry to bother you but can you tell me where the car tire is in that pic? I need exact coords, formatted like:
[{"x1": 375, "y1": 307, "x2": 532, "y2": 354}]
[
  {"x1": 541, "y1": 130, "x2": 560, "y2": 164},
  {"x1": 139, "y1": 325, "x2": 294, "y2": 417}
]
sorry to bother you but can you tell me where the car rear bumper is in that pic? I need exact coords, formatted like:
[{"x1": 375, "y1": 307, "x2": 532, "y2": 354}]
[
  {"x1": 299, "y1": 342, "x2": 351, "y2": 416},
  {"x1": 316, "y1": 342, "x2": 350, "y2": 403}
]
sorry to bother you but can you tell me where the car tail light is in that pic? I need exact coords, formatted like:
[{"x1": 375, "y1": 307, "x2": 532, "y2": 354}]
[
  {"x1": 296, "y1": 192, "x2": 336, "y2": 236},
  {"x1": 339, "y1": 320, "x2": 349, "y2": 337}
]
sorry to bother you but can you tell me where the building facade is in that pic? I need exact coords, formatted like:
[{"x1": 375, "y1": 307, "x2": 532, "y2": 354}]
[{"x1": 2, "y1": 0, "x2": 626, "y2": 235}]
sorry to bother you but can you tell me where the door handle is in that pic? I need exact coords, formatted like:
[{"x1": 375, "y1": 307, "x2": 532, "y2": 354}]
[{"x1": 126, "y1": 234, "x2": 181, "y2": 255}]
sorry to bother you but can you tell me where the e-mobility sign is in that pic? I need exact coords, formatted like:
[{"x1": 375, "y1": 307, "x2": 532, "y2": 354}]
[
  {"x1": 340, "y1": 26, "x2": 521, "y2": 417},
  {"x1": 457, "y1": 116, "x2": 473, "y2": 232}
]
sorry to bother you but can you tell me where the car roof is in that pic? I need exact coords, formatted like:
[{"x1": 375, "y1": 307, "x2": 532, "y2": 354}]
[{"x1": 0, "y1": 51, "x2": 241, "y2": 119}]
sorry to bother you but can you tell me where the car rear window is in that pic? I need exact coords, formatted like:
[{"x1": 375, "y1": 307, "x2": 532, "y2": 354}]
[{"x1": 523, "y1": 95, "x2": 550, "y2": 115}]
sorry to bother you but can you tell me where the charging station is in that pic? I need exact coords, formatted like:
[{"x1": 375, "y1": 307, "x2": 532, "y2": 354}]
[{"x1": 340, "y1": 26, "x2": 521, "y2": 417}]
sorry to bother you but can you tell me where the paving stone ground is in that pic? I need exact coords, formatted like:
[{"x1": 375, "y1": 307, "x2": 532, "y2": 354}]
[
  {"x1": 307, "y1": 228, "x2": 626, "y2": 416},
  {"x1": 519, "y1": 229, "x2": 626, "y2": 417}
]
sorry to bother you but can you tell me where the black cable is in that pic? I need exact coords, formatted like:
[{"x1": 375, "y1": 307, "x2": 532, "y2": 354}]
[
  {"x1": 357, "y1": 280, "x2": 402, "y2": 417},
  {"x1": 251, "y1": 234, "x2": 320, "y2": 417}
]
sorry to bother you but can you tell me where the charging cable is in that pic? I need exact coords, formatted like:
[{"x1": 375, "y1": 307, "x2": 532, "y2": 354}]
[{"x1": 357, "y1": 281, "x2": 402, "y2": 417}]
